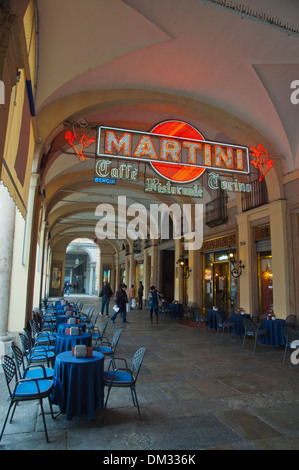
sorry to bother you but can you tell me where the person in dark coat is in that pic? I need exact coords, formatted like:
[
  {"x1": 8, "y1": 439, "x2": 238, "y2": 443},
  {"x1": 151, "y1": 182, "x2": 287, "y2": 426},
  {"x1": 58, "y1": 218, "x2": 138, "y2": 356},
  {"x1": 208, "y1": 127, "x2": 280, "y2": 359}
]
[
  {"x1": 99, "y1": 282, "x2": 113, "y2": 317},
  {"x1": 111, "y1": 284, "x2": 129, "y2": 324},
  {"x1": 138, "y1": 281, "x2": 144, "y2": 309},
  {"x1": 149, "y1": 285, "x2": 160, "y2": 324}
]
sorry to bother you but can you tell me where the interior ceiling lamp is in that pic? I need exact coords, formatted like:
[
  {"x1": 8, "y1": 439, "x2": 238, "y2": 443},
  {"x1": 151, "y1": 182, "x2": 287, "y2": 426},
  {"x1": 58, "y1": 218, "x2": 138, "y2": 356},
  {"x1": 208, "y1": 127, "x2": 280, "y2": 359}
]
[
  {"x1": 176, "y1": 255, "x2": 191, "y2": 279},
  {"x1": 229, "y1": 249, "x2": 245, "y2": 278},
  {"x1": 75, "y1": 258, "x2": 80, "y2": 266}
]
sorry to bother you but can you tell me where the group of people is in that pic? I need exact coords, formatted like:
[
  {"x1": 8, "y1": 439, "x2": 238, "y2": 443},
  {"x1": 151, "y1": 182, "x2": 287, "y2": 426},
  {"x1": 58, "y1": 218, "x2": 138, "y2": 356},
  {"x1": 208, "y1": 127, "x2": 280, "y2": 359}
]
[{"x1": 99, "y1": 280, "x2": 162, "y2": 325}]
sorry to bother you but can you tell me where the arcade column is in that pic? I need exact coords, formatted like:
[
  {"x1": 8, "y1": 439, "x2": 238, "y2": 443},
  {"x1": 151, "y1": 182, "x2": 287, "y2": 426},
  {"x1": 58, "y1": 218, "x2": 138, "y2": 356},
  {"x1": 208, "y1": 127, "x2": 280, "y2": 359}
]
[{"x1": 0, "y1": 183, "x2": 15, "y2": 354}]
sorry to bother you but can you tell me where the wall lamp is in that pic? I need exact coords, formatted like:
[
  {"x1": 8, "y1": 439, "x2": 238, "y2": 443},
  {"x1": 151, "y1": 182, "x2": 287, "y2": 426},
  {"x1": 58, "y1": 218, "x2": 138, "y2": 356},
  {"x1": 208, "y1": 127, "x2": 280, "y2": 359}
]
[
  {"x1": 176, "y1": 255, "x2": 191, "y2": 279},
  {"x1": 229, "y1": 249, "x2": 245, "y2": 278}
]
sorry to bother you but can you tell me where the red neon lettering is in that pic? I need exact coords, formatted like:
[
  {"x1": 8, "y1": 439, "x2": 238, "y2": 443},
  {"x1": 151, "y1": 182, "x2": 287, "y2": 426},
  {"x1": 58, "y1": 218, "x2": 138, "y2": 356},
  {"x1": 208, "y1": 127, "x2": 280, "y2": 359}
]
[
  {"x1": 161, "y1": 138, "x2": 181, "y2": 162},
  {"x1": 183, "y1": 142, "x2": 202, "y2": 164},
  {"x1": 133, "y1": 135, "x2": 158, "y2": 159},
  {"x1": 106, "y1": 131, "x2": 131, "y2": 155},
  {"x1": 215, "y1": 146, "x2": 233, "y2": 168}
]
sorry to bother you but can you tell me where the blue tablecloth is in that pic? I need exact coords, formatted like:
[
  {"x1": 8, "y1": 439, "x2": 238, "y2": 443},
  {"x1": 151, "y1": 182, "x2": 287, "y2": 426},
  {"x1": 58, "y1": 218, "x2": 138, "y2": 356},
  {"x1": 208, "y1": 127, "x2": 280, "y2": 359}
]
[
  {"x1": 230, "y1": 313, "x2": 251, "y2": 336},
  {"x1": 57, "y1": 322, "x2": 87, "y2": 334},
  {"x1": 52, "y1": 350, "x2": 104, "y2": 420},
  {"x1": 169, "y1": 303, "x2": 184, "y2": 318},
  {"x1": 206, "y1": 310, "x2": 225, "y2": 329},
  {"x1": 55, "y1": 332, "x2": 92, "y2": 354},
  {"x1": 259, "y1": 318, "x2": 286, "y2": 347}
]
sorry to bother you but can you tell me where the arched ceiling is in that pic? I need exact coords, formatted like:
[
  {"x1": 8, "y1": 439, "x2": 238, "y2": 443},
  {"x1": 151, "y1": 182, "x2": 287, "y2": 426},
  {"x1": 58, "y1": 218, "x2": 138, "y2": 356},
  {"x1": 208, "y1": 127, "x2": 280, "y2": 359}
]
[{"x1": 34, "y1": 0, "x2": 299, "y2": 252}]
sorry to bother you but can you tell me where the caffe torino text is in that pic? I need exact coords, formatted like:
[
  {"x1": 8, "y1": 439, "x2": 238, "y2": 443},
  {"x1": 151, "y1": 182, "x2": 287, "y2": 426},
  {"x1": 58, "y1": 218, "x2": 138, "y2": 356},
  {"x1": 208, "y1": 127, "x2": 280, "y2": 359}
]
[{"x1": 97, "y1": 126, "x2": 250, "y2": 174}]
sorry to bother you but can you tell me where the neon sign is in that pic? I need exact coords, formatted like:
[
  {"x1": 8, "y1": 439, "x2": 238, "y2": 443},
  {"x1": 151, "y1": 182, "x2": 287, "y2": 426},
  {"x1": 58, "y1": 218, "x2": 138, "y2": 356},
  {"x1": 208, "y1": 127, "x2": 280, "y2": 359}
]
[
  {"x1": 65, "y1": 131, "x2": 95, "y2": 161},
  {"x1": 97, "y1": 120, "x2": 250, "y2": 184},
  {"x1": 250, "y1": 144, "x2": 273, "y2": 182}
]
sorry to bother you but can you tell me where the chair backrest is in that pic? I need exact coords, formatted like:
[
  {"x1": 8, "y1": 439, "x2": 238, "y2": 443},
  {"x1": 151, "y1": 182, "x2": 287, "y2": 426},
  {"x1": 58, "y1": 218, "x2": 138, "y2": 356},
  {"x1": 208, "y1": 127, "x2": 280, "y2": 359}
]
[
  {"x1": 18, "y1": 332, "x2": 32, "y2": 354},
  {"x1": 11, "y1": 344, "x2": 26, "y2": 379},
  {"x1": 92, "y1": 312, "x2": 99, "y2": 326},
  {"x1": 101, "y1": 320, "x2": 108, "y2": 337},
  {"x1": 286, "y1": 315, "x2": 297, "y2": 327},
  {"x1": 215, "y1": 311, "x2": 223, "y2": 323},
  {"x1": 89, "y1": 308, "x2": 95, "y2": 320},
  {"x1": 1, "y1": 355, "x2": 17, "y2": 397},
  {"x1": 111, "y1": 328, "x2": 123, "y2": 352},
  {"x1": 243, "y1": 316, "x2": 254, "y2": 330},
  {"x1": 284, "y1": 325, "x2": 299, "y2": 342},
  {"x1": 131, "y1": 347, "x2": 147, "y2": 382},
  {"x1": 30, "y1": 320, "x2": 40, "y2": 338}
]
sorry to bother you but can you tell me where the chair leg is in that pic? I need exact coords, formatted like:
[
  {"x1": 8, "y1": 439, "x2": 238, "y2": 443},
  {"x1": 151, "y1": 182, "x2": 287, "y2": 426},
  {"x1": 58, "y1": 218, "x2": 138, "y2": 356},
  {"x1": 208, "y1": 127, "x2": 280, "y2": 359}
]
[
  {"x1": 0, "y1": 402, "x2": 14, "y2": 442},
  {"x1": 283, "y1": 344, "x2": 288, "y2": 365},
  {"x1": 131, "y1": 387, "x2": 142, "y2": 421},
  {"x1": 104, "y1": 385, "x2": 112, "y2": 408},
  {"x1": 254, "y1": 335, "x2": 258, "y2": 353},
  {"x1": 242, "y1": 333, "x2": 246, "y2": 350},
  {"x1": 39, "y1": 399, "x2": 49, "y2": 443}
]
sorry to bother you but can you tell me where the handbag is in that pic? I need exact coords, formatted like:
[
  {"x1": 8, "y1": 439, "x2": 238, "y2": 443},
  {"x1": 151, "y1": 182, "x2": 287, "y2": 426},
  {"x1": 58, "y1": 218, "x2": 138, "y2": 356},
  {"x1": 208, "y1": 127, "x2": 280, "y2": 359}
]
[
  {"x1": 113, "y1": 305, "x2": 119, "y2": 312},
  {"x1": 131, "y1": 298, "x2": 136, "y2": 308}
]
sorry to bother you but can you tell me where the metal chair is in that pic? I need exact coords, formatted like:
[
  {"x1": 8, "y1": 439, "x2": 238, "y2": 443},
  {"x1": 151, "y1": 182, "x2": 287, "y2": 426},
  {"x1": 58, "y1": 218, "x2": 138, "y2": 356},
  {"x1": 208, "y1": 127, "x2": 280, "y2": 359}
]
[
  {"x1": 194, "y1": 308, "x2": 209, "y2": 331},
  {"x1": 103, "y1": 347, "x2": 147, "y2": 421},
  {"x1": 0, "y1": 355, "x2": 56, "y2": 443},
  {"x1": 94, "y1": 328, "x2": 123, "y2": 364},
  {"x1": 283, "y1": 326, "x2": 299, "y2": 365},
  {"x1": 216, "y1": 311, "x2": 235, "y2": 338},
  {"x1": 285, "y1": 315, "x2": 297, "y2": 328},
  {"x1": 18, "y1": 332, "x2": 55, "y2": 367},
  {"x1": 242, "y1": 317, "x2": 268, "y2": 353},
  {"x1": 11, "y1": 344, "x2": 54, "y2": 380},
  {"x1": 89, "y1": 319, "x2": 109, "y2": 345}
]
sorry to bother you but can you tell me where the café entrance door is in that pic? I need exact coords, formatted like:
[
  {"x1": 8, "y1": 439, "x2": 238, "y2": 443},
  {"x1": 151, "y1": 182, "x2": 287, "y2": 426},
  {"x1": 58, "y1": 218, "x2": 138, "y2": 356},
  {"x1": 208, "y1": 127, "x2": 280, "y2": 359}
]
[{"x1": 213, "y1": 262, "x2": 230, "y2": 312}]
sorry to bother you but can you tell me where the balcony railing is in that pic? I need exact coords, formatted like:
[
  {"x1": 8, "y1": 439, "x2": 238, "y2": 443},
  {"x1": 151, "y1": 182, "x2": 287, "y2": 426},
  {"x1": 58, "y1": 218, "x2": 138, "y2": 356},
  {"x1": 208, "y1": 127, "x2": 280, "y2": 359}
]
[
  {"x1": 205, "y1": 191, "x2": 228, "y2": 227},
  {"x1": 242, "y1": 178, "x2": 268, "y2": 212}
]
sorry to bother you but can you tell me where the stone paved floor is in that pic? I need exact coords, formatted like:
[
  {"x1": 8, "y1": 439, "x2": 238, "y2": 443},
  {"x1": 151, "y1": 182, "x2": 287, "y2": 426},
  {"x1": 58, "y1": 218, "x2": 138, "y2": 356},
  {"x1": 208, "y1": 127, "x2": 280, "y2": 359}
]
[{"x1": 1, "y1": 294, "x2": 299, "y2": 452}]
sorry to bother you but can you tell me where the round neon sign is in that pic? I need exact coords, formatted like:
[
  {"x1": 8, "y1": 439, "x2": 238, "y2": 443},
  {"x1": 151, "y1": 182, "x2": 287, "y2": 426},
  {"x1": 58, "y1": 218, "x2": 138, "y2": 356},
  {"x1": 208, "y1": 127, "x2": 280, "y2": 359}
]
[{"x1": 150, "y1": 120, "x2": 205, "y2": 184}]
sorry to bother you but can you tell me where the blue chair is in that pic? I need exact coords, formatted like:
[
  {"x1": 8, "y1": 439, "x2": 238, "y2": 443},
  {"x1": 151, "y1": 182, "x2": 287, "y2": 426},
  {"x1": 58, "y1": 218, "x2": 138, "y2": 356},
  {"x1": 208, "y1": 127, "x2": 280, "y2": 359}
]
[
  {"x1": 242, "y1": 317, "x2": 268, "y2": 353},
  {"x1": 94, "y1": 328, "x2": 123, "y2": 364},
  {"x1": 194, "y1": 308, "x2": 209, "y2": 331},
  {"x1": 18, "y1": 332, "x2": 55, "y2": 367},
  {"x1": 104, "y1": 347, "x2": 147, "y2": 421},
  {"x1": 11, "y1": 344, "x2": 54, "y2": 380},
  {"x1": 216, "y1": 311, "x2": 235, "y2": 338},
  {"x1": 283, "y1": 325, "x2": 299, "y2": 365},
  {"x1": 0, "y1": 355, "x2": 55, "y2": 443},
  {"x1": 89, "y1": 318, "x2": 109, "y2": 345}
]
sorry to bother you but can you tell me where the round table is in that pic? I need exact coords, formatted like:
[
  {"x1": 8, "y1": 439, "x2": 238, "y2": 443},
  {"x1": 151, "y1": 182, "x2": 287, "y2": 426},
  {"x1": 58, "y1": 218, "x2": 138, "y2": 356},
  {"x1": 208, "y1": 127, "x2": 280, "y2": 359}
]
[
  {"x1": 206, "y1": 310, "x2": 225, "y2": 329},
  {"x1": 259, "y1": 318, "x2": 286, "y2": 347},
  {"x1": 55, "y1": 332, "x2": 92, "y2": 354},
  {"x1": 230, "y1": 313, "x2": 251, "y2": 336},
  {"x1": 52, "y1": 350, "x2": 105, "y2": 420},
  {"x1": 168, "y1": 303, "x2": 184, "y2": 318}
]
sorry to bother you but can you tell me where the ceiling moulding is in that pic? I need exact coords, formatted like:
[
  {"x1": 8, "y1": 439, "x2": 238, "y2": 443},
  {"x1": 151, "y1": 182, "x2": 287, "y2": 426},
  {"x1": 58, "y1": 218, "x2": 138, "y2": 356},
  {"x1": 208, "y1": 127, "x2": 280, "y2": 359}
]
[{"x1": 197, "y1": 0, "x2": 299, "y2": 37}]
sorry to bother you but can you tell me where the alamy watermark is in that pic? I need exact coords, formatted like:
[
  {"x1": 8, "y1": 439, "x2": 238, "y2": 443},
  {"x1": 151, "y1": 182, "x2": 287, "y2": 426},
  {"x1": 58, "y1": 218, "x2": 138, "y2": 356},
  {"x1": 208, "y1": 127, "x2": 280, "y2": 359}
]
[
  {"x1": 95, "y1": 196, "x2": 203, "y2": 251},
  {"x1": 290, "y1": 80, "x2": 299, "y2": 105},
  {"x1": 290, "y1": 340, "x2": 299, "y2": 364}
]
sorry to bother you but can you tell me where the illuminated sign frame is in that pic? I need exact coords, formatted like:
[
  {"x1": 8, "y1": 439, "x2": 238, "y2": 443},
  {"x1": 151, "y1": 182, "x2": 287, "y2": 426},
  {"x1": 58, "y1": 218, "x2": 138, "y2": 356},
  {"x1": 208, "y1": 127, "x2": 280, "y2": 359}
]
[{"x1": 97, "y1": 124, "x2": 250, "y2": 184}]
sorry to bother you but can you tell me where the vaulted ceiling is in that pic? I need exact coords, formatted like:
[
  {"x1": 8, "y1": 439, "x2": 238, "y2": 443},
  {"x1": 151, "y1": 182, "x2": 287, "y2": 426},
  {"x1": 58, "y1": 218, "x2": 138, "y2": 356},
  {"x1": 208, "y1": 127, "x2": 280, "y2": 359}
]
[{"x1": 33, "y1": 0, "x2": 299, "y2": 252}]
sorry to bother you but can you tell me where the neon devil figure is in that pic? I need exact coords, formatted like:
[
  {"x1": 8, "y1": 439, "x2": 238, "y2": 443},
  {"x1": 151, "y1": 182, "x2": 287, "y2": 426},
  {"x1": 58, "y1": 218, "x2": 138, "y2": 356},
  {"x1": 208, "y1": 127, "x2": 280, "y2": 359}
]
[
  {"x1": 65, "y1": 131, "x2": 95, "y2": 161},
  {"x1": 250, "y1": 144, "x2": 273, "y2": 182}
]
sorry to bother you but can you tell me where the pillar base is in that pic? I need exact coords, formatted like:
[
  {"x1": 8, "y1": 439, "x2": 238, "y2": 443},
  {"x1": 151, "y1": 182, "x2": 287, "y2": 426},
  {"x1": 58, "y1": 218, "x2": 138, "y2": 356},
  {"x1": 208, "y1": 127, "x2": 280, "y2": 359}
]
[{"x1": 0, "y1": 335, "x2": 13, "y2": 359}]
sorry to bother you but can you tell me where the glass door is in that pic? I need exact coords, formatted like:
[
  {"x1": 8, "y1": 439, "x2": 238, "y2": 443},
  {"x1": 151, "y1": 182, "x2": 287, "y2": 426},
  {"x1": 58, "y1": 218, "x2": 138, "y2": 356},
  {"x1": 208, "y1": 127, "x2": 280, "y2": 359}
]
[
  {"x1": 258, "y1": 253, "x2": 273, "y2": 313},
  {"x1": 213, "y1": 262, "x2": 229, "y2": 312}
]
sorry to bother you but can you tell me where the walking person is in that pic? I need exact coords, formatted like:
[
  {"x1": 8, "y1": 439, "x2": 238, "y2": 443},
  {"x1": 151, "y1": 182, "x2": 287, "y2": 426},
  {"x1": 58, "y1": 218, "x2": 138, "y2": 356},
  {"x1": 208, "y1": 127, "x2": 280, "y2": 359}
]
[
  {"x1": 149, "y1": 285, "x2": 160, "y2": 324},
  {"x1": 128, "y1": 284, "x2": 136, "y2": 310},
  {"x1": 99, "y1": 281, "x2": 113, "y2": 317},
  {"x1": 138, "y1": 281, "x2": 144, "y2": 309},
  {"x1": 111, "y1": 284, "x2": 129, "y2": 324}
]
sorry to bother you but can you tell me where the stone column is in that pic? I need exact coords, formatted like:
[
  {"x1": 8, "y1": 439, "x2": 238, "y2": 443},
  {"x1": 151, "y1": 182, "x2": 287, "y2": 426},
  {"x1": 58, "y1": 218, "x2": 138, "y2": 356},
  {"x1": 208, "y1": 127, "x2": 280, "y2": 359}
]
[{"x1": 0, "y1": 183, "x2": 15, "y2": 354}]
